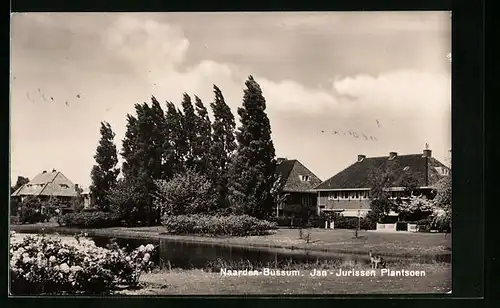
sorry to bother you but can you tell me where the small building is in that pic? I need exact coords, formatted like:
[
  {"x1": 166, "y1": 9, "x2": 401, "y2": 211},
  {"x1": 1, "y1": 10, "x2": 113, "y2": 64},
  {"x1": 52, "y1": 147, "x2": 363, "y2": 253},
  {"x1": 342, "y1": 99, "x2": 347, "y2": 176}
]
[
  {"x1": 81, "y1": 187, "x2": 93, "y2": 209},
  {"x1": 11, "y1": 169, "x2": 80, "y2": 211},
  {"x1": 275, "y1": 158, "x2": 322, "y2": 218},
  {"x1": 314, "y1": 149, "x2": 450, "y2": 219}
]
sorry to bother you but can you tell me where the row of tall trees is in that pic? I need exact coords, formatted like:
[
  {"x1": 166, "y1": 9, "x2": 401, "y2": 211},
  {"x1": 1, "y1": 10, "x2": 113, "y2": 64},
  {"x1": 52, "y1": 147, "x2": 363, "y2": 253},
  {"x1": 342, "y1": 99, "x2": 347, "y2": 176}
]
[{"x1": 90, "y1": 76, "x2": 278, "y2": 225}]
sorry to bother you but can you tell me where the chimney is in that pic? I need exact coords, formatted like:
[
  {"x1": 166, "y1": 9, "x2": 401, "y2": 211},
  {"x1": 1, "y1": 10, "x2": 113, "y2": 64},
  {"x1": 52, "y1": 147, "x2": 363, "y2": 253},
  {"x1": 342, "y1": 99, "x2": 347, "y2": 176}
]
[
  {"x1": 52, "y1": 168, "x2": 57, "y2": 173},
  {"x1": 42, "y1": 170, "x2": 47, "y2": 174},
  {"x1": 75, "y1": 184, "x2": 79, "y2": 192},
  {"x1": 357, "y1": 155, "x2": 366, "y2": 162},
  {"x1": 389, "y1": 152, "x2": 398, "y2": 160},
  {"x1": 277, "y1": 157, "x2": 287, "y2": 164},
  {"x1": 422, "y1": 149, "x2": 432, "y2": 157}
]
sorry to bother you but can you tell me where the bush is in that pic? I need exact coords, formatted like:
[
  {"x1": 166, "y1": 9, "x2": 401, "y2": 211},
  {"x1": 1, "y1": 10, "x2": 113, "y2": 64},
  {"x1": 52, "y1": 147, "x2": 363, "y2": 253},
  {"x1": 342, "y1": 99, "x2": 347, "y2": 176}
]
[
  {"x1": 154, "y1": 170, "x2": 217, "y2": 216},
  {"x1": 161, "y1": 214, "x2": 277, "y2": 236},
  {"x1": 331, "y1": 215, "x2": 376, "y2": 230},
  {"x1": 19, "y1": 206, "x2": 47, "y2": 224},
  {"x1": 9, "y1": 232, "x2": 156, "y2": 295},
  {"x1": 57, "y1": 211, "x2": 121, "y2": 228},
  {"x1": 108, "y1": 177, "x2": 159, "y2": 226}
]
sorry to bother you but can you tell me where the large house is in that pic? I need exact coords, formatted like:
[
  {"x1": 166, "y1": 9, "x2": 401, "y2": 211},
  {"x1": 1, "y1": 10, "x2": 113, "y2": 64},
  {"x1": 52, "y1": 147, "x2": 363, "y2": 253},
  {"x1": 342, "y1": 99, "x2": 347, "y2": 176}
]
[
  {"x1": 275, "y1": 158, "x2": 322, "y2": 218},
  {"x1": 314, "y1": 149, "x2": 450, "y2": 218},
  {"x1": 11, "y1": 169, "x2": 81, "y2": 207}
]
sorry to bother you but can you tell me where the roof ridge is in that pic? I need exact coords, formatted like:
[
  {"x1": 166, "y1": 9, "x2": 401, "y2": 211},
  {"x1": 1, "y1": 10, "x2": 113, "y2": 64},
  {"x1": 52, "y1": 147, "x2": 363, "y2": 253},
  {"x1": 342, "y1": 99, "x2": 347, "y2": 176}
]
[
  {"x1": 366, "y1": 153, "x2": 424, "y2": 159},
  {"x1": 38, "y1": 171, "x2": 59, "y2": 196}
]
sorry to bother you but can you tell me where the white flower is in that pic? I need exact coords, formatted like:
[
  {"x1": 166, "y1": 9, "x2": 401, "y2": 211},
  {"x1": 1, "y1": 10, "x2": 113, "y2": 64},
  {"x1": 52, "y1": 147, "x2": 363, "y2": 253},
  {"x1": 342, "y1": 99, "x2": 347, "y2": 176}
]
[
  {"x1": 143, "y1": 253, "x2": 150, "y2": 262},
  {"x1": 138, "y1": 245, "x2": 146, "y2": 252},
  {"x1": 49, "y1": 256, "x2": 56, "y2": 262},
  {"x1": 22, "y1": 253, "x2": 29, "y2": 259},
  {"x1": 70, "y1": 265, "x2": 82, "y2": 272},
  {"x1": 125, "y1": 256, "x2": 131, "y2": 262},
  {"x1": 60, "y1": 263, "x2": 70, "y2": 273},
  {"x1": 145, "y1": 244, "x2": 155, "y2": 251}
]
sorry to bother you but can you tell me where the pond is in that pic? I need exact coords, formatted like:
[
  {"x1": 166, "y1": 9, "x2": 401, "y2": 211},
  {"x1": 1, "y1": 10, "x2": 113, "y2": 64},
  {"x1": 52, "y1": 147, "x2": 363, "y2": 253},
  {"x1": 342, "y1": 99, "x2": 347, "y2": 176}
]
[{"x1": 12, "y1": 233, "x2": 451, "y2": 270}]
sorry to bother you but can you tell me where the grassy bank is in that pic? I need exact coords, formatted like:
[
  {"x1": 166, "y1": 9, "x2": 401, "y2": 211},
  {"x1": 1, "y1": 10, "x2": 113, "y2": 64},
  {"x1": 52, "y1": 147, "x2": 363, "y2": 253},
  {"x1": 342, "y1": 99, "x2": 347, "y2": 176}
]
[
  {"x1": 116, "y1": 263, "x2": 451, "y2": 295},
  {"x1": 11, "y1": 222, "x2": 451, "y2": 259}
]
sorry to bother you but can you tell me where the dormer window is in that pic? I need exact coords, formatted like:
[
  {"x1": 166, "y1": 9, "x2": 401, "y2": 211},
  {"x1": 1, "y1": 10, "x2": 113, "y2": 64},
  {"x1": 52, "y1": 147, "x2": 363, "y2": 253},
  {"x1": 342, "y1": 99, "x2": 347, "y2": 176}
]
[
  {"x1": 60, "y1": 184, "x2": 69, "y2": 188},
  {"x1": 299, "y1": 175, "x2": 310, "y2": 181}
]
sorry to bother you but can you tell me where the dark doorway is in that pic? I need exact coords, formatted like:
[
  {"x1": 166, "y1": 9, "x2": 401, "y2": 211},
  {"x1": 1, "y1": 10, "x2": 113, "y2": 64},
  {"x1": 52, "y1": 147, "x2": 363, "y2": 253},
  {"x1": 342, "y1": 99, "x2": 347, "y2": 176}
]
[{"x1": 396, "y1": 222, "x2": 408, "y2": 231}]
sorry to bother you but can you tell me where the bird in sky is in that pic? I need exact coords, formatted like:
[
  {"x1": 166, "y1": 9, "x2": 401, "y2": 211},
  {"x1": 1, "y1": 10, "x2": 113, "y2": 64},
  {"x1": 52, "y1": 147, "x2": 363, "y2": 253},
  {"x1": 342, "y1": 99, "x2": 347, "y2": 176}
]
[
  {"x1": 76, "y1": 94, "x2": 81, "y2": 99},
  {"x1": 362, "y1": 134, "x2": 368, "y2": 140},
  {"x1": 65, "y1": 101, "x2": 69, "y2": 107},
  {"x1": 50, "y1": 97, "x2": 54, "y2": 102},
  {"x1": 376, "y1": 119, "x2": 382, "y2": 128},
  {"x1": 321, "y1": 130, "x2": 325, "y2": 133}
]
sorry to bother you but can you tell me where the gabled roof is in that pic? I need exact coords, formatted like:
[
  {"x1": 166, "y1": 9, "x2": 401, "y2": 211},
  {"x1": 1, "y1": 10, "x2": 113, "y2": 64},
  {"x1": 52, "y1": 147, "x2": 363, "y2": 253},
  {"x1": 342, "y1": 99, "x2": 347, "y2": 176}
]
[
  {"x1": 314, "y1": 152, "x2": 450, "y2": 190},
  {"x1": 275, "y1": 159, "x2": 322, "y2": 192},
  {"x1": 11, "y1": 170, "x2": 78, "y2": 197}
]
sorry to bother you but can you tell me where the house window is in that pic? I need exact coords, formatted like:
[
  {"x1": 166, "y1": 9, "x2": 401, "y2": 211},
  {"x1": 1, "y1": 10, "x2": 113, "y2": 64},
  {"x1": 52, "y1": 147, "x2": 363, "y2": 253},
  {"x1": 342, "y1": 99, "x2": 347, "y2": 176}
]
[
  {"x1": 344, "y1": 191, "x2": 348, "y2": 199},
  {"x1": 299, "y1": 175, "x2": 310, "y2": 181},
  {"x1": 355, "y1": 191, "x2": 359, "y2": 198}
]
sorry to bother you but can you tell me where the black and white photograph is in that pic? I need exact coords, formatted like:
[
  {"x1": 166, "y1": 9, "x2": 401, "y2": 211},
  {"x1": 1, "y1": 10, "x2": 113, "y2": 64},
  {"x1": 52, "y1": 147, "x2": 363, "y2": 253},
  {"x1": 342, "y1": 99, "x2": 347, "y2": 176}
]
[{"x1": 9, "y1": 12, "x2": 452, "y2": 295}]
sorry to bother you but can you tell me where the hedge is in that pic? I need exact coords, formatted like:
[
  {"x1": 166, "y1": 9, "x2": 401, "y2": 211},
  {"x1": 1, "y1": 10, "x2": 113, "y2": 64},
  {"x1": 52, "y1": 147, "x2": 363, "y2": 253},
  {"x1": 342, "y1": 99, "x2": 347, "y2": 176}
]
[
  {"x1": 161, "y1": 214, "x2": 277, "y2": 236},
  {"x1": 57, "y1": 211, "x2": 121, "y2": 229}
]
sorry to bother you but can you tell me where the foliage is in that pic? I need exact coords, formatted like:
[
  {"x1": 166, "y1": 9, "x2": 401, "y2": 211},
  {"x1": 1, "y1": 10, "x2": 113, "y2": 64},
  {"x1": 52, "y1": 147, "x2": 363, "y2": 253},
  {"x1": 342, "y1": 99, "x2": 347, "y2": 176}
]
[
  {"x1": 11, "y1": 176, "x2": 30, "y2": 215},
  {"x1": 227, "y1": 76, "x2": 277, "y2": 219},
  {"x1": 164, "y1": 101, "x2": 188, "y2": 176},
  {"x1": 19, "y1": 206, "x2": 47, "y2": 224},
  {"x1": 9, "y1": 232, "x2": 156, "y2": 295},
  {"x1": 154, "y1": 170, "x2": 218, "y2": 216},
  {"x1": 90, "y1": 122, "x2": 120, "y2": 211},
  {"x1": 430, "y1": 175, "x2": 451, "y2": 230},
  {"x1": 209, "y1": 85, "x2": 237, "y2": 211},
  {"x1": 331, "y1": 214, "x2": 377, "y2": 230},
  {"x1": 395, "y1": 195, "x2": 435, "y2": 221},
  {"x1": 161, "y1": 214, "x2": 277, "y2": 236},
  {"x1": 57, "y1": 211, "x2": 121, "y2": 228},
  {"x1": 193, "y1": 96, "x2": 212, "y2": 175},
  {"x1": 107, "y1": 177, "x2": 160, "y2": 226},
  {"x1": 11, "y1": 176, "x2": 30, "y2": 193}
]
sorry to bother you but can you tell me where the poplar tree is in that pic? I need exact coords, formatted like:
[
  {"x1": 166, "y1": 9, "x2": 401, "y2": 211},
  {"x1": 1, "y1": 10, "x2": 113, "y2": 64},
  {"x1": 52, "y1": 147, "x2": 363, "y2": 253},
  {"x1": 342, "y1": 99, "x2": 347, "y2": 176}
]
[
  {"x1": 194, "y1": 95, "x2": 212, "y2": 175},
  {"x1": 164, "y1": 102, "x2": 187, "y2": 175},
  {"x1": 209, "y1": 85, "x2": 236, "y2": 211},
  {"x1": 181, "y1": 94, "x2": 197, "y2": 170},
  {"x1": 90, "y1": 122, "x2": 120, "y2": 211},
  {"x1": 227, "y1": 76, "x2": 276, "y2": 219}
]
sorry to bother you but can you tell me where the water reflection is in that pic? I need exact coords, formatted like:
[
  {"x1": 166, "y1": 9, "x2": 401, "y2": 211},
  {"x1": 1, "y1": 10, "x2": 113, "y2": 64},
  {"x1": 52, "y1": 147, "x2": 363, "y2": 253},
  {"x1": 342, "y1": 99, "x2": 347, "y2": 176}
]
[{"x1": 90, "y1": 236, "x2": 450, "y2": 269}]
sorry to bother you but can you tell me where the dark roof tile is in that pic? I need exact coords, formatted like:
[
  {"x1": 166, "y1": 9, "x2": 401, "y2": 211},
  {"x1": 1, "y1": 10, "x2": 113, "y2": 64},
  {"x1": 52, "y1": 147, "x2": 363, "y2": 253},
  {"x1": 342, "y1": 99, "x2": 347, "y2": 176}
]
[{"x1": 315, "y1": 153, "x2": 449, "y2": 190}]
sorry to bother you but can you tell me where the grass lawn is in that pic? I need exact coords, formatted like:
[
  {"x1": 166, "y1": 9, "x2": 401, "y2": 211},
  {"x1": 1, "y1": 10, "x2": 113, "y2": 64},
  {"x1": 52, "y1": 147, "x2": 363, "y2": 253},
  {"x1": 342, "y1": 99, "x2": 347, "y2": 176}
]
[
  {"x1": 11, "y1": 223, "x2": 450, "y2": 259},
  {"x1": 116, "y1": 263, "x2": 451, "y2": 295}
]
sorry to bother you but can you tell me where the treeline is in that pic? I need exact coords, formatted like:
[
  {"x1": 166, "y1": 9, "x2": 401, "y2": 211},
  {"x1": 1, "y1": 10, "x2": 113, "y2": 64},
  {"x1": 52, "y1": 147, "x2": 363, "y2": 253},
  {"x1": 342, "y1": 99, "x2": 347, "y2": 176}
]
[{"x1": 90, "y1": 76, "x2": 278, "y2": 226}]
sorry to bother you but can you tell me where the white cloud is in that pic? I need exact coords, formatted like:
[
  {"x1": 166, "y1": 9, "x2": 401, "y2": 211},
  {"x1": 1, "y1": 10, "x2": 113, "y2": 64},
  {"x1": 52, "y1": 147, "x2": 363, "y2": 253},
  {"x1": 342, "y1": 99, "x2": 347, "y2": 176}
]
[
  {"x1": 102, "y1": 16, "x2": 190, "y2": 72},
  {"x1": 333, "y1": 70, "x2": 451, "y2": 117}
]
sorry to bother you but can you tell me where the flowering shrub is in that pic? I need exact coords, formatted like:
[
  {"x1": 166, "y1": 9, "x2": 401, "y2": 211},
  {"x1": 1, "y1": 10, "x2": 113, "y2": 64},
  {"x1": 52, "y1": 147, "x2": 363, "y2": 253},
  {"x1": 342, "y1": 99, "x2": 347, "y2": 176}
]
[
  {"x1": 154, "y1": 170, "x2": 218, "y2": 216},
  {"x1": 161, "y1": 214, "x2": 277, "y2": 236},
  {"x1": 57, "y1": 211, "x2": 121, "y2": 228},
  {"x1": 9, "y1": 231, "x2": 156, "y2": 295}
]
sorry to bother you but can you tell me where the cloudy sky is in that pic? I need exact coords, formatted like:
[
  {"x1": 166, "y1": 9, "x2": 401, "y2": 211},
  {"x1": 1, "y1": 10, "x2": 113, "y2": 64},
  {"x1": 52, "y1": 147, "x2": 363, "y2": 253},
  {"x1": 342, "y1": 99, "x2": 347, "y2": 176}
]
[{"x1": 10, "y1": 12, "x2": 451, "y2": 188}]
